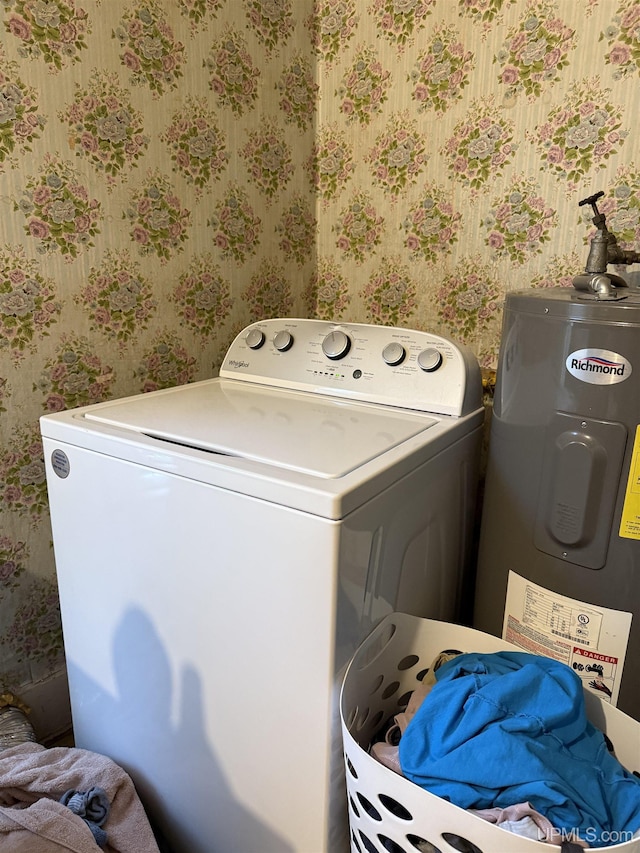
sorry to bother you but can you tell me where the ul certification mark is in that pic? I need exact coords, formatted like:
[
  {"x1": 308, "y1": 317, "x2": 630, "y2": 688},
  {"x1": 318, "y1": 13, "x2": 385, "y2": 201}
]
[{"x1": 51, "y1": 449, "x2": 70, "y2": 479}]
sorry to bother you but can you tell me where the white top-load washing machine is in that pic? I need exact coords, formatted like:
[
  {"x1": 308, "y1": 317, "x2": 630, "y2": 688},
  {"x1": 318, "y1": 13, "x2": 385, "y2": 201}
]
[{"x1": 41, "y1": 319, "x2": 484, "y2": 853}]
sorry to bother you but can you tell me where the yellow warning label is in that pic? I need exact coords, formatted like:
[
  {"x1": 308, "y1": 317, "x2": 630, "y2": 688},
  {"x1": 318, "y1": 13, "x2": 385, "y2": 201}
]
[{"x1": 619, "y1": 425, "x2": 640, "y2": 540}]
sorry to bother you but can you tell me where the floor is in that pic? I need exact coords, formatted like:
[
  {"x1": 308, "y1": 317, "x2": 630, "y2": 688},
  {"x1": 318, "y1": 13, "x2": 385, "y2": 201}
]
[{"x1": 46, "y1": 729, "x2": 75, "y2": 748}]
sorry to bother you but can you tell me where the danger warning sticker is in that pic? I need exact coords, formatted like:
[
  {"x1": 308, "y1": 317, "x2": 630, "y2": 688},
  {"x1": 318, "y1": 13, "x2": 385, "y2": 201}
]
[
  {"x1": 503, "y1": 572, "x2": 631, "y2": 705},
  {"x1": 570, "y1": 646, "x2": 618, "y2": 700}
]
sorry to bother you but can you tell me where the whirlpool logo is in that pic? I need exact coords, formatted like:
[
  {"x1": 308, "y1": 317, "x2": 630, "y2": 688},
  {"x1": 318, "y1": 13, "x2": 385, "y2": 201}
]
[{"x1": 566, "y1": 348, "x2": 632, "y2": 385}]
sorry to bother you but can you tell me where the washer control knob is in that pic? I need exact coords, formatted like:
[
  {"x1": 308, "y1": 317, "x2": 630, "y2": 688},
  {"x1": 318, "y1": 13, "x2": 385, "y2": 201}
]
[
  {"x1": 273, "y1": 330, "x2": 294, "y2": 352},
  {"x1": 245, "y1": 328, "x2": 265, "y2": 350},
  {"x1": 382, "y1": 342, "x2": 406, "y2": 366},
  {"x1": 417, "y1": 347, "x2": 443, "y2": 372},
  {"x1": 322, "y1": 330, "x2": 351, "y2": 360}
]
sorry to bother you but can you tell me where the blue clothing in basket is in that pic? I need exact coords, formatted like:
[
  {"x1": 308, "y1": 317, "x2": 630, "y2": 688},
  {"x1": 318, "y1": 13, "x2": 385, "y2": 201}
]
[{"x1": 398, "y1": 651, "x2": 640, "y2": 848}]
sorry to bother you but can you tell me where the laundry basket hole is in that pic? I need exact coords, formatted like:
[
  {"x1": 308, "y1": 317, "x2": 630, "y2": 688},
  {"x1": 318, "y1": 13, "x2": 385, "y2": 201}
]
[
  {"x1": 378, "y1": 834, "x2": 407, "y2": 853},
  {"x1": 349, "y1": 796, "x2": 360, "y2": 818},
  {"x1": 369, "y1": 674, "x2": 385, "y2": 695},
  {"x1": 397, "y1": 690, "x2": 413, "y2": 708},
  {"x1": 398, "y1": 654, "x2": 420, "y2": 671},
  {"x1": 346, "y1": 757, "x2": 358, "y2": 778},
  {"x1": 379, "y1": 794, "x2": 412, "y2": 821},
  {"x1": 370, "y1": 709, "x2": 384, "y2": 730},
  {"x1": 346, "y1": 706, "x2": 359, "y2": 728},
  {"x1": 352, "y1": 831, "x2": 362, "y2": 852},
  {"x1": 357, "y1": 793, "x2": 383, "y2": 821},
  {"x1": 382, "y1": 680, "x2": 400, "y2": 699},
  {"x1": 357, "y1": 623, "x2": 397, "y2": 669},
  {"x1": 359, "y1": 830, "x2": 379, "y2": 853},
  {"x1": 441, "y1": 833, "x2": 483, "y2": 853},
  {"x1": 356, "y1": 706, "x2": 370, "y2": 730},
  {"x1": 416, "y1": 668, "x2": 429, "y2": 682},
  {"x1": 406, "y1": 836, "x2": 443, "y2": 853}
]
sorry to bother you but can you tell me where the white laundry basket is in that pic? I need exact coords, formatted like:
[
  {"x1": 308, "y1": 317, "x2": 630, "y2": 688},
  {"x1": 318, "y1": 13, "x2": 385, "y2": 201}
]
[{"x1": 340, "y1": 613, "x2": 640, "y2": 853}]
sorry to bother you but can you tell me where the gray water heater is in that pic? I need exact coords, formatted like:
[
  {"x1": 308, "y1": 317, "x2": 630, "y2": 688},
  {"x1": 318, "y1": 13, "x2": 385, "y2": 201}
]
[{"x1": 474, "y1": 192, "x2": 640, "y2": 720}]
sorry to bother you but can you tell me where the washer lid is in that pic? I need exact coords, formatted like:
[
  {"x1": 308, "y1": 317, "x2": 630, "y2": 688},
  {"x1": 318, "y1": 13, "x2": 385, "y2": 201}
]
[{"x1": 84, "y1": 378, "x2": 437, "y2": 478}]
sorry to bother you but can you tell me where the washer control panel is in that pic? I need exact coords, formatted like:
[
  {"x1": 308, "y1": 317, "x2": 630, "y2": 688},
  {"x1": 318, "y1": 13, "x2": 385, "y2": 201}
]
[{"x1": 220, "y1": 318, "x2": 481, "y2": 417}]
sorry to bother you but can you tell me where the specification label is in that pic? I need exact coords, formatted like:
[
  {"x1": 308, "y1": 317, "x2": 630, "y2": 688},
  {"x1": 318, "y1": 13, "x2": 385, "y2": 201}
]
[{"x1": 503, "y1": 572, "x2": 632, "y2": 705}]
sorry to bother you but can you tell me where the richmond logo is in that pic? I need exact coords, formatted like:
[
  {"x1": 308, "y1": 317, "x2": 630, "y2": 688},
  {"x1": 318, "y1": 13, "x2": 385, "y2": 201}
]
[
  {"x1": 566, "y1": 348, "x2": 631, "y2": 385},
  {"x1": 570, "y1": 355, "x2": 624, "y2": 375}
]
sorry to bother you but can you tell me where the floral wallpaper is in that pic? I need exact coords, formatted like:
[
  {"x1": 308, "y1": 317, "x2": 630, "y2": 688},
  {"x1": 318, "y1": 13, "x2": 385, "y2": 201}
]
[{"x1": 0, "y1": 0, "x2": 638, "y2": 726}]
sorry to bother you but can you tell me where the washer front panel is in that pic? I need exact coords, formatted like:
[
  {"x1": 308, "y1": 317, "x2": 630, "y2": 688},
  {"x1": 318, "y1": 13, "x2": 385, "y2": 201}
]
[{"x1": 220, "y1": 318, "x2": 480, "y2": 417}]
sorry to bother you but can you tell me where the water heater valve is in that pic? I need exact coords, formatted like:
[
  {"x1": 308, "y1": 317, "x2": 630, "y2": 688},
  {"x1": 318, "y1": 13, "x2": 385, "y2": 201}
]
[{"x1": 572, "y1": 191, "x2": 640, "y2": 300}]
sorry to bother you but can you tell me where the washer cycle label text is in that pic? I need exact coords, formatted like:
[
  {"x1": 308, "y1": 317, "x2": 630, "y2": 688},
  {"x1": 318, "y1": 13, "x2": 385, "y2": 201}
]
[{"x1": 566, "y1": 348, "x2": 631, "y2": 385}]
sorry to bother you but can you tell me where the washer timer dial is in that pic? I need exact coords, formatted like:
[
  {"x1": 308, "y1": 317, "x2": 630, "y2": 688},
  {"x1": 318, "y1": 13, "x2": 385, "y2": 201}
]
[
  {"x1": 382, "y1": 342, "x2": 406, "y2": 366},
  {"x1": 245, "y1": 328, "x2": 265, "y2": 349},
  {"x1": 322, "y1": 330, "x2": 351, "y2": 360},
  {"x1": 418, "y1": 347, "x2": 443, "y2": 372},
  {"x1": 273, "y1": 330, "x2": 294, "y2": 352}
]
